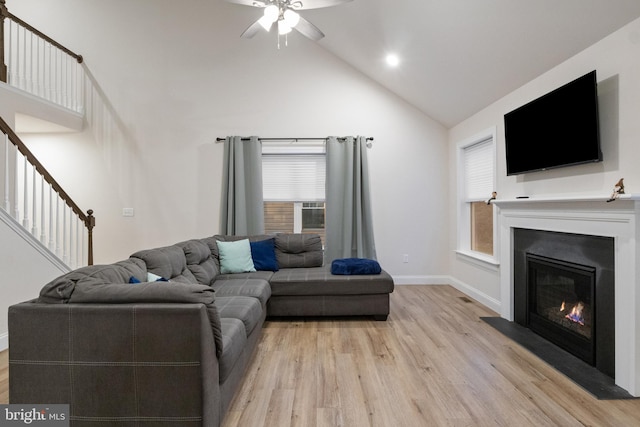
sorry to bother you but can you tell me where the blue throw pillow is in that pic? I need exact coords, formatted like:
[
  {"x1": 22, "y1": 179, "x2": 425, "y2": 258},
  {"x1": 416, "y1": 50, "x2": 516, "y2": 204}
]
[
  {"x1": 250, "y1": 238, "x2": 279, "y2": 271},
  {"x1": 130, "y1": 273, "x2": 167, "y2": 284},
  {"x1": 331, "y1": 258, "x2": 381, "y2": 275}
]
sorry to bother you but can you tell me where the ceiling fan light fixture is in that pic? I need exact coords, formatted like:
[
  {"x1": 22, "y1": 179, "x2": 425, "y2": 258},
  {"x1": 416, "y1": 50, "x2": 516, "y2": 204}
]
[
  {"x1": 226, "y1": 0, "x2": 353, "y2": 44},
  {"x1": 278, "y1": 19, "x2": 293, "y2": 35},
  {"x1": 258, "y1": 15, "x2": 275, "y2": 31},
  {"x1": 263, "y1": 4, "x2": 279, "y2": 23},
  {"x1": 283, "y1": 9, "x2": 300, "y2": 27}
]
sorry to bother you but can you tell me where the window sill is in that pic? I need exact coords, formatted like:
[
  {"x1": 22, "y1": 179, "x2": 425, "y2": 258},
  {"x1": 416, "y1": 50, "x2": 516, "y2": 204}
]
[{"x1": 455, "y1": 249, "x2": 500, "y2": 272}]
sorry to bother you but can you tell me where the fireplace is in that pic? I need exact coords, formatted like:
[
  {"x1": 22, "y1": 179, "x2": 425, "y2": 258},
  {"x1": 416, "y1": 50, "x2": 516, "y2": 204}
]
[
  {"x1": 513, "y1": 228, "x2": 615, "y2": 378},
  {"x1": 495, "y1": 196, "x2": 640, "y2": 396},
  {"x1": 526, "y1": 253, "x2": 595, "y2": 364}
]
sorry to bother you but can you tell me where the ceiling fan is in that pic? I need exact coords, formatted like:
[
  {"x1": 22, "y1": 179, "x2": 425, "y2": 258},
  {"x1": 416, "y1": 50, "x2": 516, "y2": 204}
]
[{"x1": 224, "y1": 0, "x2": 353, "y2": 42}]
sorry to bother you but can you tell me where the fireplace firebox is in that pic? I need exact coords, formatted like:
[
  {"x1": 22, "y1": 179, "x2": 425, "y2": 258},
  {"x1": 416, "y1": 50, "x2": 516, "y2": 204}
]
[
  {"x1": 513, "y1": 228, "x2": 615, "y2": 378},
  {"x1": 526, "y1": 254, "x2": 595, "y2": 364}
]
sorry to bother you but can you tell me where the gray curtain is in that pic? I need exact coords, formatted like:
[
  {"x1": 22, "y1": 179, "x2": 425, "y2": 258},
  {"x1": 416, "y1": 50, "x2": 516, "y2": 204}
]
[
  {"x1": 220, "y1": 136, "x2": 264, "y2": 235},
  {"x1": 325, "y1": 136, "x2": 377, "y2": 262}
]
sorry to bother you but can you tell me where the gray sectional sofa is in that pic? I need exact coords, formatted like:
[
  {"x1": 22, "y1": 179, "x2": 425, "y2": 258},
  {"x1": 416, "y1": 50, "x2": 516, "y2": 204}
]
[{"x1": 8, "y1": 233, "x2": 394, "y2": 427}]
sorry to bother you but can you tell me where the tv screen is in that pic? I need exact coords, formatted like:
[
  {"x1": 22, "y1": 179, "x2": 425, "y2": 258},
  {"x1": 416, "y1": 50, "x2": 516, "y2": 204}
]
[{"x1": 504, "y1": 70, "x2": 602, "y2": 176}]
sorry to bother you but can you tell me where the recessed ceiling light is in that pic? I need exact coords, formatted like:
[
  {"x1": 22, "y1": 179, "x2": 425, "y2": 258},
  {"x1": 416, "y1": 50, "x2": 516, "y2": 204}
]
[{"x1": 386, "y1": 54, "x2": 400, "y2": 67}]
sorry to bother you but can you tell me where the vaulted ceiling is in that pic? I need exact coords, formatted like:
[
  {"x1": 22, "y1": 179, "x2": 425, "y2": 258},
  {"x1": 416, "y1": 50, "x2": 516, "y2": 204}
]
[
  {"x1": 10, "y1": 0, "x2": 640, "y2": 128},
  {"x1": 227, "y1": 0, "x2": 640, "y2": 127}
]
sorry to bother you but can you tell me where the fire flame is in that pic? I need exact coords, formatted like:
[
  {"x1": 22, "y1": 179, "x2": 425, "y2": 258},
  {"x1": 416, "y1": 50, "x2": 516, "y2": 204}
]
[
  {"x1": 560, "y1": 301, "x2": 565, "y2": 311},
  {"x1": 564, "y1": 301, "x2": 585, "y2": 326}
]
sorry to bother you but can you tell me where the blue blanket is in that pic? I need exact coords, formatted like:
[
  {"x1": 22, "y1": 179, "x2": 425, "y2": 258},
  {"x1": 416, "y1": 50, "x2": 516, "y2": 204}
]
[{"x1": 331, "y1": 258, "x2": 382, "y2": 275}]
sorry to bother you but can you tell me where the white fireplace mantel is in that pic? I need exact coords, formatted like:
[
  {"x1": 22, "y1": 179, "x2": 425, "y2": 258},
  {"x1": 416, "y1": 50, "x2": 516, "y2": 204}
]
[{"x1": 494, "y1": 195, "x2": 640, "y2": 396}]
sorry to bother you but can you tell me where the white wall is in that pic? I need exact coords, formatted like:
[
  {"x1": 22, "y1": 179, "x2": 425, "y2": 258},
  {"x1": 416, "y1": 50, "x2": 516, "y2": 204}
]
[
  {"x1": 18, "y1": 127, "x2": 138, "y2": 264},
  {"x1": 4, "y1": 0, "x2": 450, "y2": 282},
  {"x1": 448, "y1": 17, "x2": 640, "y2": 310},
  {"x1": 0, "y1": 210, "x2": 69, "y2": 351}
]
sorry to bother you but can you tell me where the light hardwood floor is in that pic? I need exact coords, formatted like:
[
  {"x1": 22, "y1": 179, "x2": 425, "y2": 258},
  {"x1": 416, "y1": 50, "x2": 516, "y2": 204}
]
[{"x1": 2, "y1": 285, "x2": 640, "y2": 426}]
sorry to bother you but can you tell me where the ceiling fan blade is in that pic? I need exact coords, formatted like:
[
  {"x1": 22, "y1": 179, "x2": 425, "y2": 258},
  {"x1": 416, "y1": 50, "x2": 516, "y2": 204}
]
[
  {"x1": 292, "y1": 0, "x2": 353, "y2": 10},
  {"x1": 241, "y1": 19, "x2": 264, "y2": 38},
  {"x1": 224, "y1": 0, "x2": 267, "y2": 7},
  {"x1": 294, "y1": 16, "x2": 325, "y2": 41}
]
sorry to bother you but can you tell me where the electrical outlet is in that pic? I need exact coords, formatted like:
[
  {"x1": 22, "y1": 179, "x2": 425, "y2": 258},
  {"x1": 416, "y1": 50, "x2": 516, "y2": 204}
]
[
  {"x1": 403, "y1": 254, "x2": 409, "y2": 263},
  {"x1": 122, "y1": 208, "x2": 135, "y2": 217}
]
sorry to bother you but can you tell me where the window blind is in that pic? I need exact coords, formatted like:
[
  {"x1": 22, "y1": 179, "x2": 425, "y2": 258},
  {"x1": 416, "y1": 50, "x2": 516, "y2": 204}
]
[
  {"x1": 463, "y1": 137, "x2": 494, "y2": 200},
  {"x1": 262, "y1": 148, "x2": 326, "y2": 202}
]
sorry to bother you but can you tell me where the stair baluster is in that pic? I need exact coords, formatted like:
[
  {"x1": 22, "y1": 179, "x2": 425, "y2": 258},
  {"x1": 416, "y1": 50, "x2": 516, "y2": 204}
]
[{"x1": 0, "y1": 116, "x2": 94, "y2": 266}]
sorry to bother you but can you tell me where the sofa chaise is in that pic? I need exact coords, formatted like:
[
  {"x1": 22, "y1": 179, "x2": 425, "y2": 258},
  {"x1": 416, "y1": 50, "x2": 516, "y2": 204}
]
[{"x1": 8, "y1": 233, "x2": 394, "y2": 427}]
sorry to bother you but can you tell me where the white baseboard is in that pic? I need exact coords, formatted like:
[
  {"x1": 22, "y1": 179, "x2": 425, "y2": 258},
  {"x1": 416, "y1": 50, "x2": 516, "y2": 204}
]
[
  {"x1": 0, "y1": 332, "x2": 7, "y2": 352},
  {"x1": 392, "y1": 274, "x2": 502, "y2": 314},
  {"x1": 392, "y1": 275, "x2": 450, "y2": 285},
  {"x1": 447, "y1": 276, "x2": 501, "y2": 314}
]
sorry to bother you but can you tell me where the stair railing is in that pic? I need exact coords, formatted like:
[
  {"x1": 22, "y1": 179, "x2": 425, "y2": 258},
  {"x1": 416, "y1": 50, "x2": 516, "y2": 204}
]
[
  {"x1": 1, "y1": 115, "x2": 94, "y2": 267},
  {"x1": 0, "y1": 0, "x2": 84, "y2": 113}
]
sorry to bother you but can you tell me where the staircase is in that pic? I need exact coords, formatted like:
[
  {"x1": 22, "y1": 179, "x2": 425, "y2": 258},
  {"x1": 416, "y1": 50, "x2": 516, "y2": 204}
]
[
  {"x1": 0, "y1": 0, "x2": 99, "y2": 350},
  {"x1": 1, "y1": 0, "x2": 94, "y2": 269}
]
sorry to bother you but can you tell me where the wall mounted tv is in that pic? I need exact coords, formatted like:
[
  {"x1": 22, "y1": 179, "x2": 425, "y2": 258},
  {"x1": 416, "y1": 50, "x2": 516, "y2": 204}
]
[{"x1": 504, "y1": 70, "x2": 602, "y2": 176}]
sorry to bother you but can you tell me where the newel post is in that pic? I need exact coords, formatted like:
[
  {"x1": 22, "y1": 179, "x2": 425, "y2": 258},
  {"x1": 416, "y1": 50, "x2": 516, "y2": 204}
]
[
  {"x1": 86, "y1": 209, "x2": 95, "y2": 266},
  {"x1": 0, "y1": 0, "x2": 7, "y2": 83}
]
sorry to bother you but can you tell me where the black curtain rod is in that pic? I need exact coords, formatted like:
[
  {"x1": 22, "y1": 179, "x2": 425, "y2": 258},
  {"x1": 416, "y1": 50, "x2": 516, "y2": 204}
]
[{"x1": 215, "y1": 137, "x2": 374, "y2": 142}]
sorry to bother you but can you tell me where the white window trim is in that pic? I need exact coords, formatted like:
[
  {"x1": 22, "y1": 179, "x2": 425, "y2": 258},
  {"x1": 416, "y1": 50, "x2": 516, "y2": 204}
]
[
  {"x1": 293, "y1": 202, "x2": 302, "y2": 232},
  {"x1": 456, "y1": 127, "x2": 499, "y2": 267}
]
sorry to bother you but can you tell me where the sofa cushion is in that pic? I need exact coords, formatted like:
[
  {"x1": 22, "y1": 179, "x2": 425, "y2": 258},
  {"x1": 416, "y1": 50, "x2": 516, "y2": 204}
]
[
  {"x1": 274, "y1": 234, "x2": 323, "y2": 268},
  {"x1": 69, "y1": 281, "x2": 214, "y2": 304},
  {"x1": 269, "y1": 266, "x2": 394, "y2": 296},
  {"x1": 212, "y1": 279, "x2": 272, "y2": 308},
  {"x1": 131, "y1": 245, "x2": 198, "y2": 284},
  {"x1": 176, "y1": 239, "x2": 219, "y2": 286},
  {"x1": 219, "y1": 318, "x2": 247, "y2": 383},
  {"x1": 217, "y1": 239, "x2": 256, "y2": 274},
  {"x1": 66, "y1": 281, "x2": 224, "y2": 358},
  {"x1": 39, "y1": 258, "x2": 147, "y2": 303},
  {"x1": 214, "y1": 296, "x2": 262, "y2": 337},
  {"x1": 215, "y1": 271, "x2": 275, "y2": 282}
]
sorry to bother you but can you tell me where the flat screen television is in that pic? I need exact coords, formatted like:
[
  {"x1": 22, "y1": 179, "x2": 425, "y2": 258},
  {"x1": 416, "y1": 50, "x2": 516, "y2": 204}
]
[{"x1": 504, "y1": 70, "x2": 602, "y2": 176}]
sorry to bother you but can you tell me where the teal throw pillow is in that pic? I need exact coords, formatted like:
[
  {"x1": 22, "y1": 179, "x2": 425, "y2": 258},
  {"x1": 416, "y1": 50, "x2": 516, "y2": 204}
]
[
  {"x1": 147, "y1": 272, "x2": 169, "y2": 282},
  {"x1": 218, "y1": 239, "x2": 257, "y2": 274}
]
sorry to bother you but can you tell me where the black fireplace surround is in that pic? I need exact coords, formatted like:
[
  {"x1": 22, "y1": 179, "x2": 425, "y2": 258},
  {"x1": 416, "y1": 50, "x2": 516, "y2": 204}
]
[{"x1": 513, "y1": 228, "x2": 615, "y2": 378}]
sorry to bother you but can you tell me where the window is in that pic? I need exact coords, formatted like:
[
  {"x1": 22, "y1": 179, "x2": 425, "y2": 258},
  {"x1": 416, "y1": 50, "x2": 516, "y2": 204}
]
[
  {"x1": 302, "y1": 202, "x2": 325, "y2": 231},
  {"x1": 470, "y1": 201, "x2": 493, "y2": 255},
  {"x1": 458, "y1": 129, "x2": 496, "y2": 260},
  {"x1": 262, "y1": 142, "x2": 326, "y2": 243}
]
